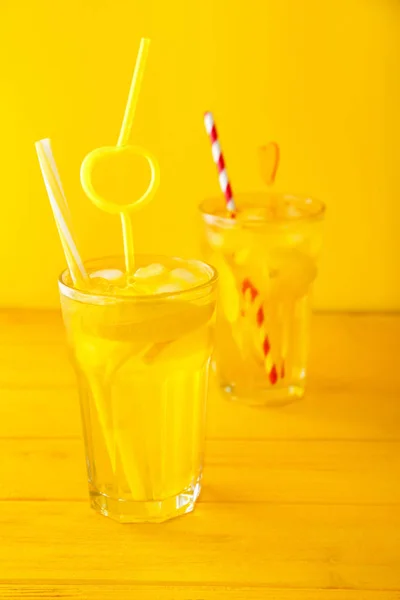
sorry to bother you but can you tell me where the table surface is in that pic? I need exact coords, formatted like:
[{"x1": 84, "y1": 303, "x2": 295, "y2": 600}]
[{"x1": 1, "y1": 310, "x2": 399, "y2": 599}]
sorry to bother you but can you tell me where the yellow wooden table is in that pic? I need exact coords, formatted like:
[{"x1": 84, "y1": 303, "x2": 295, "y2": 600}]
[{"x1": 1, "y1": 311, "x2": 399, "y2": 599}]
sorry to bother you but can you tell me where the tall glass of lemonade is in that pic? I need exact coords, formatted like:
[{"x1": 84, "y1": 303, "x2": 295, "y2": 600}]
[
  {"x1": 59, "y1": 255, "x2": 217, "y2": 522},
  {"x1": 200, "y1": 192, "x2": 324, "y2": 406}
]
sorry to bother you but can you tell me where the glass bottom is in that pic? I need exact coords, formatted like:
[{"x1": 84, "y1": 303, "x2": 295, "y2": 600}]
[
  {"x1": 89, "y1": 477, "x2": 202, "y2": 523},
  {"x1": 220, "y1": 380, "x2": 305, "y2": 407}
]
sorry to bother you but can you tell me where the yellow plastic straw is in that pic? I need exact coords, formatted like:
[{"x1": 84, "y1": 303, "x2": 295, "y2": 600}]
[
  {"x1": 80, "y1": 37, "x2": 160, "y2": 274},
  {"x1": 117, "y1": 38, "x2": 150, "y2": 148},
  {"x1": 79, "y1": 37, "x2": 160, "y2": 499},
  {"x1": 35, "y1": 139, "x2": 88, "y2": 287}
]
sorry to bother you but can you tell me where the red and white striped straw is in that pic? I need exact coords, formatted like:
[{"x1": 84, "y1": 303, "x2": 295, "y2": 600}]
[
  {"x1": 242, "y1": 279, "x2": 279, "y2": 385},
  {"x1": 204, "y1": 112, "x2": 236, "y2": 214}
]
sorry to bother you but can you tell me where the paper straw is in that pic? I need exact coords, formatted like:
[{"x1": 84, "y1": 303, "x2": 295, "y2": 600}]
[
  {"x1": 35, "y1": 139, "x2": 88, "y2": 286},
  {"x1": 204, "y1": 112, "x2": 236, "y2": 214},
  {"x1": 242, "y1": 278, "x2": 279, "y2": 385}
]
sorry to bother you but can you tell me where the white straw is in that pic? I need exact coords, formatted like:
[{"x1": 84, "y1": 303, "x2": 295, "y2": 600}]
[
  {"x1": 35, "y1": 139, "x2": 88, "y2": 285},
  {"x1": 40, "y1": 138, "x2": 69, "y2": 212}
]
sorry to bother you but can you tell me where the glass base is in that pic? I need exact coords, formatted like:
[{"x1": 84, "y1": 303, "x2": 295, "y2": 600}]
[
  {"x1": 220, "y1": 381, "x2": 305, "y2": 407},
  {"x1": 90, "y1": 477, "x2": 202, "y2": 523}
]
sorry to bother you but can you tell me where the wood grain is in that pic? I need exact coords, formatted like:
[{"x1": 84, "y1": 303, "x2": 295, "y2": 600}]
[
  {"x1": 0, "y1": 585, "x2": 399, "y2": 599},
  {"x1": 1, "y1": 310, "x2": 399, "y2": 598},
  {"x1": 1, "y1": 438, "x2": 400, "y2": 505},
  {"x1": 1, "y1": 502, "x2": 400, "y2": 589},
  {"x1": 2, "y1": 383, "x2": 400, "y2": 441},
  {"x1": 1, "y1": 313, "x2": 399, "y2": 442}
]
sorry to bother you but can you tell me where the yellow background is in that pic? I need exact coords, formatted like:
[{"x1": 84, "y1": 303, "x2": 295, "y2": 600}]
[{"x1": 0, "y1": 0, "x2": 398, "y2": 310}]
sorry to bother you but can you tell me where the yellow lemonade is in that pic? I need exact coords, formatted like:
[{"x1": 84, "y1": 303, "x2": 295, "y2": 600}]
[
  {"x1": 201, "y1": 192, "x2": 324, "y2": 406},
  {"x1": 59, "y1": 256, "x2": 217, "y2": 522}
]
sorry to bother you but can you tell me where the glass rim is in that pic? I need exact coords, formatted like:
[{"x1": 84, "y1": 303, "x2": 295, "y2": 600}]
[
  {"x1": 58, "y1": 254, "x2": 218, "y2": 304},
  {"x1": 199, "y1": 191, "x2": 326, "y2": 228}
]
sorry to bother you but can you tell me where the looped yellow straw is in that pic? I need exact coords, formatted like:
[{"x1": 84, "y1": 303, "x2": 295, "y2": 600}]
[
  {"x1": 80, "y1": 145, "x2": 160, "y2": 215},
  {"x1": 80, "y1": 37, "x2": 160, "y2": 274}
]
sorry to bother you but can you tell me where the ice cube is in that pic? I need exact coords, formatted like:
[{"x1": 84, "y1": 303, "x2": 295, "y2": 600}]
[
  {"x1": 206, "y1": 229, "x2": 224, "y2": 248},
  {"x1": 155, "y1": 283, "x2": 184, "y2": 294},
  {"x1": 241, "y1": 207, "x2": 267, "y2": 222},
  {"x1": 186, "y1": 261, "x2": 212, "y2": 284},
  {"x1": 133, "y1": 263, "x2": 167, "y2": 279},
  {"x1": 90, "y1": 269, "x2": 124, "y2": 281},
  {"x1": 170, "y1": 268, "x2": 197, "y2": 285},
  {"x1": 89, "y1": 277, "x2": 112, "y2": 292},
  {"x1": 272, "y1": 251, "x2": 317, "y2": 297}
]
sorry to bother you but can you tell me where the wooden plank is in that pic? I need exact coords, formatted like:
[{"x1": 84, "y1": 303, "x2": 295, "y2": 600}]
[
  {"x1": 0, "y1": 389, "x2": 81, "y2": 438},
  {"x1": 204, "y1": 439, "x2": 400, "y2": 504},
  {"x1": 1, "y1": 438, "x2": 400, "y2": 505},
  {"x1": 0, "y1": 344, "x2": 74, "y2": 388},
  {"x1": 1, "y1": 312, "x2": 399, "y2": 596},
  {"x1": 209, "y1": 312, "x2": 400, "y2": 441},
  {"x1": 0, "y1": 313, "x2": 399, "y2": 441},
  {"x1": 1, "y1": 502, "x2": 399, "y2": 589},
  {"x1": 0, "y1": 312, "x2": 399, "y2": 391},
  {"x1": 0, "y1": 311, "x2": 397, "y2": 362},
  {"x1": 207, "y1": 380, "x2": 400, "y2": 441},
  {"x1": 2, "y1": 381, "x2": 400, "y2": 441},
  {"x1": 0, "y1": 584, "x2": 398, "y2": 599},
  {"x1": 0, "y1": 309, "x2": 64, "y2": 344}
]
